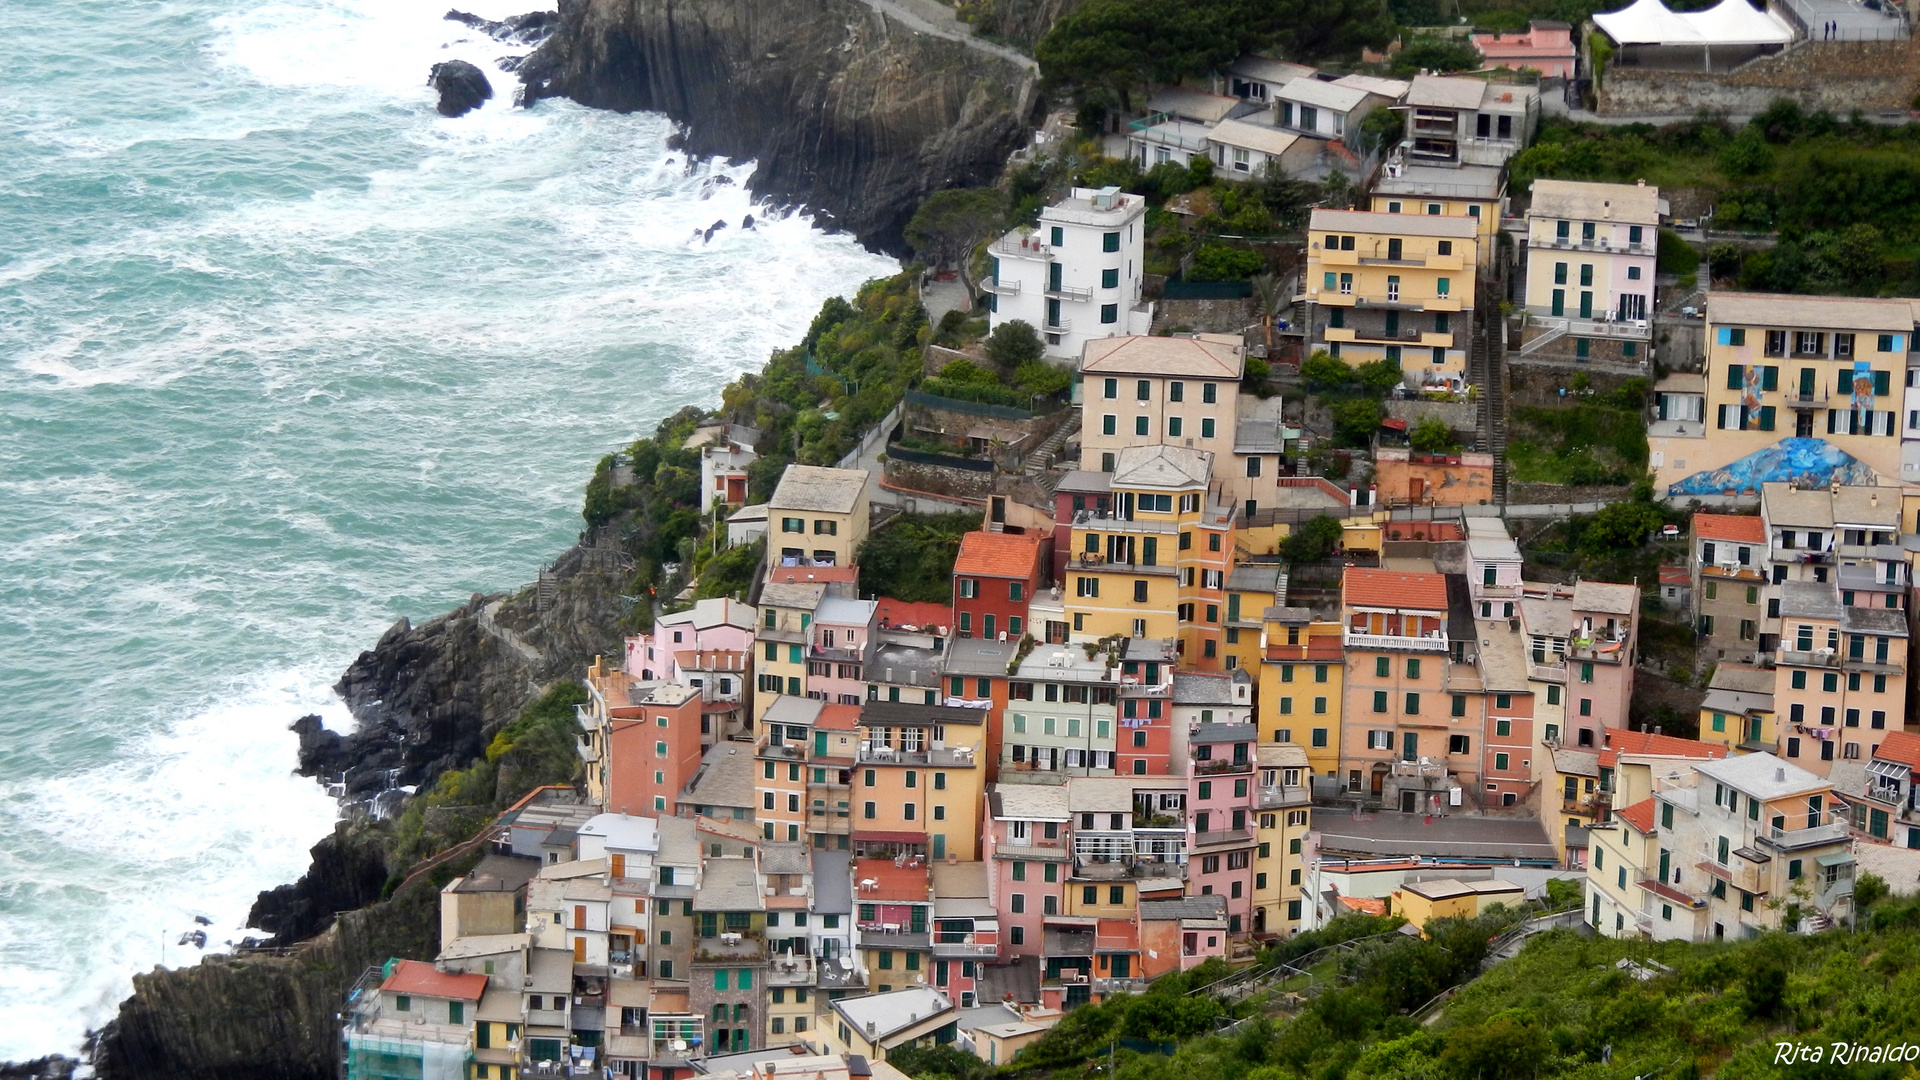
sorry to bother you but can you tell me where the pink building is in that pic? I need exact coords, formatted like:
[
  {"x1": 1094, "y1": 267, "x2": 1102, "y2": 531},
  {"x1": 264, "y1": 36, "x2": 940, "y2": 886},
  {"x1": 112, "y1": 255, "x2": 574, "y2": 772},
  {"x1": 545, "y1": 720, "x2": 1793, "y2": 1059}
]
[
  {"x1": 983, "y1": 783, "x2": 1070, "y2": 960},
  {"x1": 626, "y1": 597, "x2": 758, "y2": 681},
  {"x1": 1186, "y1": 722, "x2": 1259, "y2": 937},
  {"x1": 1470, "y1": 20, "x2": 1577, "y2": 79},
  {"x1": 808, "y1": 595, "x2": 877, "y2": 706}
]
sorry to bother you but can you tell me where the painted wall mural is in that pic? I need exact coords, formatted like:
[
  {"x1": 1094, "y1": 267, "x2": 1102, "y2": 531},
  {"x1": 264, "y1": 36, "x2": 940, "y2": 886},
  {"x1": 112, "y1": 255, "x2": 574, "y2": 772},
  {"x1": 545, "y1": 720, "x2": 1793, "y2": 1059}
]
[{"x1": 1667, "y1": 437, "x2": 1879, "y2": 497}]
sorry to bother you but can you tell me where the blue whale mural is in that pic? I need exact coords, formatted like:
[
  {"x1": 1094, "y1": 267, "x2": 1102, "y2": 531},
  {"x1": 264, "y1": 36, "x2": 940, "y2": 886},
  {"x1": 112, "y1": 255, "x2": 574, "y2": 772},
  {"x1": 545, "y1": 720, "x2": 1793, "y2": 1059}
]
[{"x1": 1667, "y1": 437, "x2": 1879, "y2": 497}]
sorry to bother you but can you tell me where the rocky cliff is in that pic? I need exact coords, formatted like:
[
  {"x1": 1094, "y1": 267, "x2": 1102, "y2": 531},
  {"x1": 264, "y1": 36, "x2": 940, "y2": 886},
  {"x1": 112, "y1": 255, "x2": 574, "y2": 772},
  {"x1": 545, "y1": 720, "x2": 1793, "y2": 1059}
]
[
  {"x1": 92, "y1": 530, "x2": 634, "y2": 1080},
  {"x1": 517, "y1": 0, "x2": 1038, "y2": 252}
]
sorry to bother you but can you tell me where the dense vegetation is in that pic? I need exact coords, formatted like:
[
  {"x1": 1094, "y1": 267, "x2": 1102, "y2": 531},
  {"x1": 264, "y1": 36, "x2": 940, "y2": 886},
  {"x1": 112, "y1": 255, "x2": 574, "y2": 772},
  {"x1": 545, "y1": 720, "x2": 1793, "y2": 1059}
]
[
  {"x1": 1512, "y1": 106, "x2": 1920, "y2": 295},
  {"x1": 968, "y1": 889, "x2": 1920, "y2": 1080},
  {"x1": 385, "y1": 682, "x2": 589, "y2": 871},
  {"x1": 855, "y1": 512, "x2": 980, "y2": 604},
  {"x1": 1505, "y1": 379, "x2": 1649, "y2": 487}
]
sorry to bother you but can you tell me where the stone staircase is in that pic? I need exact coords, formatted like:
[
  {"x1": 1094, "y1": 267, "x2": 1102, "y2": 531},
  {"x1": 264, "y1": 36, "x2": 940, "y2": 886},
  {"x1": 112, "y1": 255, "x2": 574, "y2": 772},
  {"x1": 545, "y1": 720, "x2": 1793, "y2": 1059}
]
[
  {"x1": 1471, "y1": 309, "x2": 1510, "y2": 504},
  {"x1": 1514, "y1": 320, "x2": 1568, "y2": 356},
  {"x1": 1024, "y1": 413, "x2": 1081, "y2": 478}
]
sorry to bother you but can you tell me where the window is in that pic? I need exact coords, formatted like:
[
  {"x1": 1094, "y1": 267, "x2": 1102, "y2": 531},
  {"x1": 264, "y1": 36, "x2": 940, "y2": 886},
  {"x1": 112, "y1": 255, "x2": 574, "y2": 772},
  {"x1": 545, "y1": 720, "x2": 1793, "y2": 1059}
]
[
  {"x1": 1495, "y1": 752, "x2": 1509, "y2": 770},
  {"x1": 781, "y1": 517, "x2": 804, "y2": 533},
  {"x1": 1103, "y1": 231, "x2": 1119, "y2": 252},
  {"x1": 1102, "y1": 268, "x2": 1118, "y2": 289},
  {"x1": 1101, "y1": 304, "x2": 1118, "y2": 324},
  {"x1": 1052, "y1": 226, "x2": 1064, "y2": 246},
  {"x1": 1373, "y1": 691, "x2": 1388, "y2": 713},
  {"x1": 1101, "y1": 414, "x2": 1116, "y2": 436},
  {"x1": 1103, "y1": 378, "x2": 1117, "y2": 399}
]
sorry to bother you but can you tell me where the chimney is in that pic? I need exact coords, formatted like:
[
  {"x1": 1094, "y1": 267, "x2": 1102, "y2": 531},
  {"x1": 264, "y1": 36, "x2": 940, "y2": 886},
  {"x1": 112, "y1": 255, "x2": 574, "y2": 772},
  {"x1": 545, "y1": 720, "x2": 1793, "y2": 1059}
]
[
  {"x1": 1776, "y1": 767, "x2": 1787, "y2": 782},
  {"x1": 866, "y1": 1021, "x2": 877, "y2": 1037}
]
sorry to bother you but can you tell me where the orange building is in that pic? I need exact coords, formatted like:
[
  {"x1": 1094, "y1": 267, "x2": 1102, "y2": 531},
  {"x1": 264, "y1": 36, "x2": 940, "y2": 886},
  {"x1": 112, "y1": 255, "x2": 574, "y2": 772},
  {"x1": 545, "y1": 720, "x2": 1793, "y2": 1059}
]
[
  {"x1": 584, "y1": 657, "x2": 706, "y2": 817},
  {"x1": 852, "y1": 702, "x2": 987, "y2": 861}
]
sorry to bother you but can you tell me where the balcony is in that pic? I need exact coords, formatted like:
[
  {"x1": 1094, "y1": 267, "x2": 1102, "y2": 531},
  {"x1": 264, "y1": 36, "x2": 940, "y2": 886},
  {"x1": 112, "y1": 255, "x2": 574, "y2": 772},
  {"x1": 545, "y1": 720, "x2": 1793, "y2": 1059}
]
[
  {"x1": 1191, "y1": 827, "x2": 1256, "y2": 850},
  {"x1": 1257, "y1": 784, "x2": 1309, "y2": 809},
  {"x1": 1698, "y1": 849, "x2": 1768, "y2": 895},
  {"x1": 1759, "y1": 820, "x2": 1851, "y2": 850},
  {"x1": 1343, "y1": 630, "x2": 1449, "y2": 652},
  {"x1": 858, "y1": 926, "x2": 931, "y2": 950},
  {"x1": 1391, "y1": 760, "x2": 1447, "y2": 779},
  {"x1": 1778, "y1": 649, "x2": 1842, "y2": 668},
  {"x1": 1044, "y1": 282, "x2": 1093, "y2": 300},
  {"x1": 1094, "y1": 977, "x2": 1148, "y2": 994},
  {"x1": 932, "y1": 931, "x2": 1000, "y2": 958},
  {"x1": 989, "y1": 236, "x2": 1053, "y2": 262},
  {"x1": 1045, "y1": 317, "x2": 1074, "y2": 333},
  {"x1": 981, "y1": 278, "x2": 1022, "y2": 296},
  {"x1": 857, "y1": 745, "x2": 978, "y2": 767},
  {"x1": 1783, "y1": 389, "x2": 1829, "y2": 410},
  {"x1": 762, "y1": 743, "x2": 807, "y2": 761},
  {"x1": 576, "y1": 738, "x2": 601, "y2": 764},
  {"x1": 767, "y1": 953, "x2": 816, "y2": 985},
  {"x1": 1636, "y1": 873, "x2": 1706, "y2": 909},
  {"x1": 997, "y1": 837, "x2": 1071, "y2": 859},
  {"x1": 1194, "y1": 758, "x2": 1253, "y2": 775},
  {"x1": 1527, "y1": 659, "x2": 1568, "y2": 682}
]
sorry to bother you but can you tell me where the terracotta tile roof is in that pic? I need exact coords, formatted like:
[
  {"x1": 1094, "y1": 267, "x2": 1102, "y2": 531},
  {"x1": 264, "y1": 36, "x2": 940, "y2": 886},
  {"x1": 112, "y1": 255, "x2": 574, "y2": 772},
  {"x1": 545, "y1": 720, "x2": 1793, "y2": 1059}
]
[
  {"x1": 1615, "y1": 797, "x2": 1657, "y2": 834},
  {"x1": 954, "y1": 531, "x2": 1046, "y2": 580},
  {"x1": 1600, "y1": 729, "x2": 1727, "y2": 767},
  {"x1": 1342, "y1": 566, "x2": 1449, "y2": 611},
  {"x1": 1658, "y1": 566, "x2": 1689, "y2": 585},
  {"x1": 1336, "y1": 895, "x2": 1388, "y2": 915},
  {"x1": 1692, "y1": 513, "x2": 1764, "y2": 544},
  {"x1": 1873, "y1": 730, "x2": 1920, "y2": 770},
  {"x1": 817, "y1": 704, "x2": 863, "y2": 731},
  {"x1": 381, "y1": 959, "x2": 488, "y2": 1001},
  {"x1": 876, "y1": 599, "x2": 954, "y2": 631},
  {"x1": 852, "y1": 858, "x2": 932, "y2": 902}
]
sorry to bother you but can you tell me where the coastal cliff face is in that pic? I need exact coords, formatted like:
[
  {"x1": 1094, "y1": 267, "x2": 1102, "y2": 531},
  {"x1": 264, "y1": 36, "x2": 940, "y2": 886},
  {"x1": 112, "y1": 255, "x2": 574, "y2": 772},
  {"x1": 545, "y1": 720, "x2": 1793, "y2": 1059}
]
[
  {"x1": 518, "y1": 0, "x2": 1037, "y2": 252},
  {"x1": 94, "y1": 533, "x2": 633, "y2": 1080},
  {"x1": 960, "y1": 0, "x2": 1085, "y2": 51}
]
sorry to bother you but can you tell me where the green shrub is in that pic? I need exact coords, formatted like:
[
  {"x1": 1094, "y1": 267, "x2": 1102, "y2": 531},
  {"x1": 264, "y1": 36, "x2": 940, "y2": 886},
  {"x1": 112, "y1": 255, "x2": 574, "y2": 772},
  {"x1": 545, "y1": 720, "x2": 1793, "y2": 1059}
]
[
  {"x1": 1188, "y1": 242, "x2": 1266, "y2": 281},
  {"x1": 1656, "y1": 229, "x2": 1699, "y2": 275}
]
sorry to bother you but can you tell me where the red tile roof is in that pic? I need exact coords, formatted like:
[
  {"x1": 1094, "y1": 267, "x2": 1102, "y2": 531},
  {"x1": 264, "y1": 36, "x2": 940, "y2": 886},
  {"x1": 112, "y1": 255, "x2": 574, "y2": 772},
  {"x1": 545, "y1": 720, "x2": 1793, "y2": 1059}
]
[
  {"x1": 1601, "y1": 729, "x2": 1727, "y2": 767},
  {"x1": 1692, "y1": 513, "x2": 1764, "y2": 544},
  {"x1": 1337, "y1": 896, "x2": 1388, "y2": 915},
  {"x1": 852, "y1": 858, "x2": 932, "y2": 902},
  {"x1": 381, "y1": 960, "x2": 487, "y2": 1002},
  {"x1": 1342, "y1": 567, "x2": 1449, "y2": 611},
  {"x1": 1615, "y1": 797, "x2": 1657, "y2": 834},
  {"x1": 953, "y1": 531, "x2": 1045, "y2": 580},
  {"x1": 1873, "y1": 730, "x2": 1920, "y2": 770},
  {"x1": 817, "y1": 704, "x2": 862, "y2": 731},
  {"x1": 876, "y1": 599, "x2": 954, "y2": 632},
  {"x1": 1658, "y1": 566, "x2": 1690, "y2": 585}
]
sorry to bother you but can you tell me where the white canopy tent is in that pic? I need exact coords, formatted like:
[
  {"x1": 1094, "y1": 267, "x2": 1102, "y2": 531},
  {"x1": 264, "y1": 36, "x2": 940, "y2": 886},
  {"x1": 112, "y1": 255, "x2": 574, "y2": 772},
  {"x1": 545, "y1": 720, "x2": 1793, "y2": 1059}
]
[{"x1": 1594, "y1": 0, "x2": 1793, "y2": 69}]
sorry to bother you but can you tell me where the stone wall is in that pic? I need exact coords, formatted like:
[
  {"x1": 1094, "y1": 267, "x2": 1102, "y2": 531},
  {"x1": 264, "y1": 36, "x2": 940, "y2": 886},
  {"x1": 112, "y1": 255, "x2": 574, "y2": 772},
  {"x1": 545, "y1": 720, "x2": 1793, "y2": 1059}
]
[
  {"x1": 1384, "y1": 398, "x2": 1478, "y2": 433},
  {"x1": 1154, "y1": 297, "x2": 1255, "y2": 335},
  {"x1": 1507, "y1": 481, "x2": 1635, "y2": 505},
  {"x1": 1600, "y1": 38, "x2": 1920, "y2": 117},
  {"x1": 882, "y1": 459, "x2": 994, "y2": 500}
]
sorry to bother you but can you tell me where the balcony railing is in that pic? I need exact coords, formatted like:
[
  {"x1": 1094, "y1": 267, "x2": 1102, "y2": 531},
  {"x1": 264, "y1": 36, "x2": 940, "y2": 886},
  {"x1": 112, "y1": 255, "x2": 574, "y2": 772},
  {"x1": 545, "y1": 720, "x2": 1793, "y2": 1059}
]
[
  {"x1": 1760, "y1": 820, "x2": 1851, "y2": 849},
  {"x1": 1194, "y1": 758, "x2": 1253, "y2": 775},
  {"x1": 1343, "y1": 630, "x2": 1449, "y2": 652},
  {"x1": 762, "y1": 743, "x2": 807, "y2": 761},
  {"x1": 1257, "y1": 785, "x2": 1309, "y2": 809},
  {"x1": 1044, "y1": 283, "x2": 1093, "y2": 300},
  {"x1": 981, "y1": 278, "x2": 1022, "y2": 295},
  {"x1": 859, "y1": 927, "x2": 931, "y2": 949},
  {"x1": 1192, "y1": 827, "x2": 1256, "y2": 849},
  {"x1": 1045, "y1": 317, "x2": 1073, "y2": 333},
  {"x1": 1779, "y1": 649, "x2": 1842, "y2": 668},
  {"x1": 857, "y1": 745, "x2": 977, "y2": 767},
  {"x1": 1093, "y1": 977, "x2": 1147, "y2": 994},
  {"x1": 932, "y1": 932, "x2": 1000, "y2": 958}
]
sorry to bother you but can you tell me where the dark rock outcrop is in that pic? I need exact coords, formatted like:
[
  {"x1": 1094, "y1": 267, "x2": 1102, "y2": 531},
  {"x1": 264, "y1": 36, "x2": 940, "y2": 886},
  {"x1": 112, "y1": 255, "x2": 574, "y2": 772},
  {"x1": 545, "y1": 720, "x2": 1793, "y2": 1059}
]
[
  {"x1": 516, "y1": 0, "x2": 1037, "y2": 253},
  {"x1": 93, "y1": 530, "x2": 633, "y2": 1079},
  {"x1": 429, "y1": 59, "x2": 493, "y2": 117},
  {"x1": 446, "y1": 7, "x2": 560, "y2": 44}
]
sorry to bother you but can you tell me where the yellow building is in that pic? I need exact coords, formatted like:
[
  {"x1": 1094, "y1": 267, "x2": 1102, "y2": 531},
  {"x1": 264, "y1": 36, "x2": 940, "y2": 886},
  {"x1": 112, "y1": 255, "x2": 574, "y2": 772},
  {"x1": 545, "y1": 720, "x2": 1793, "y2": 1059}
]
[
  {"x1": 1651, "y1": 293, "x2": 1917, "y2": 499},
  {"x1": 1258, "y1": 608, "x2": 1345, "y2": 779},
  {"x1": 753, "y1": 581, "x2": 826, "y2": 726},
  {"x1": 766, "y1": 464, "x2": 871, "y2": 573},
  {"x1": 1369, "y1": 162, "x2": 1506, "y2": 267},
  {"x1": 1222, "y1": 564, "x2": 1283, "y2": 673},
  {"x1": 1390, "y1": 878, "x2": 1523, "y2": 932},
  {"x1": 1304, "y1": 208, "x2": 1478, "y2": 390},
  {"x1": 1772, "y1": 579, "x2": 1908, "y2": 777},
  {"x1": 1698, "y1": 665, "x2": 1776, "y2": 754},
  {"x1": 1064, "y1": 444, "x2": 1237, "y2": 665},
  {"x1": 1585, "y1": 796, "x2": 1661, "y2": 939},
  {"x1": 469, "y1": 987, "x2": 522, "y2": 1080},
  {"x1": 852, "y1": 702, "x2": 987, "y2": 861},
  {"x1": 1253, "y1": 743, "x2": 1313, "y2": 936}
]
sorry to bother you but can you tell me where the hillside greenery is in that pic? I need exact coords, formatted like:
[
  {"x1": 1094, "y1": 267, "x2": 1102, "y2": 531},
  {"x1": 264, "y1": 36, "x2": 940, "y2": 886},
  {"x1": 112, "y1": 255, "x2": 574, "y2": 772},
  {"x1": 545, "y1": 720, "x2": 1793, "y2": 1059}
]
[
  {"x1": 855, "y1": 512, "x2": 980, "y2": 604},
  {"x1": 980, "y1": 890, "x2": 1920, "y2": 1080},
  {"x1": 1506, "y1": 382, "x2": 1649, "y2": 487},
  {"x1": 1512, "y1": 107, "x2": 1920, "y2": 295}
]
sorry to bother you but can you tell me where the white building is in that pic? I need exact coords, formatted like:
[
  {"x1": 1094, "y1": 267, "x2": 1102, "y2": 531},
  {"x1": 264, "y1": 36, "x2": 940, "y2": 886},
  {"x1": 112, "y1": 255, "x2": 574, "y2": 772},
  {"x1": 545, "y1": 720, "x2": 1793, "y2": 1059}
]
[
  {"x1": 1126, "y1": 88, "x2": 1243, "y2": 169},
  {"x1": 986, "y1": 187, "x2": 1153, "y2": 359},
  {"x1": 1396, "y1": 76, "x2": 1538, "y2": 169},
  {"x1": 1523, "y1": 179, "x2": 1661, "y2": 328}
]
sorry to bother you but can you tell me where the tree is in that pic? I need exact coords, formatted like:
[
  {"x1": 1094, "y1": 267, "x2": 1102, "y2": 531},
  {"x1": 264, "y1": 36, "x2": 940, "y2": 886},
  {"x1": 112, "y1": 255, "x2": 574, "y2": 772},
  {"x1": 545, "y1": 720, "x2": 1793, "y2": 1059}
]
[
  {"x1": 1355, "y1": 358, "x2": 1404, "y2": 397},
  {"x1": 1578, "y1": 499, "x2": 1666, "y2": 554},
  {"x1": 1409, "y1": 415, "x2": 1457, "y2": 454},
  {"x1": 1301, "y1": 350, "x2": 1357, "y2": 390},
  {"x1": 904, "y1": 188, "x2": 1003, "y2": 300},
  {"x1": 1283, "y1": 514, "x2": 1345, "y2": 563},
  {"x1": 1440, "y1": 1017, "x2": 1550, "y2": 1080},
  {"x1": 1015, "y1": 360, "x2": 1073, "y2": 399},
  {"x1": 1251, "y1": 273, "x2": 1286, "y2": 355},
  {"x1": 1189, "y1": 243, "x2": 1265, "y2": 281},
  {"x1": 985, "y1": 319, "x2": 1044, "y2": 374},
  {"x1": 1388, "y1": 36, "x2": 1483, "y2": 78},
  {"x1": 1719, "y1": 129, "x2": 1774, "y2": 177},
  {"x1": 1332, "y1": 397, "x2": 1385, "y2": 446}
]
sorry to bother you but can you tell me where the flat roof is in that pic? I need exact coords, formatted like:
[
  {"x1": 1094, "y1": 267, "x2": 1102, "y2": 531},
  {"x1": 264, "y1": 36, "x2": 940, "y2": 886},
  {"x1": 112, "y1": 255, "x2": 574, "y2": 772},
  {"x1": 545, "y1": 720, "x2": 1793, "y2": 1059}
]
[
  {"x1": 1206, "y1": 118, "x2": 1304, "y2": 158},
  {"x1": 693, "y1": 857, "x2": 764, "y2": 913},
  {"x1": 1313, "y1": 811, "x2": 1558, "y2": 862},
  {"x1": 1276, "y1": 76, "x2": 1370, "y2": 111},
  {"x1": 990, "y1": 782, "x2": 1071, "y2": 821},
  {"x1": 1695, "y1": 752, "x2": 1828, "y2": 801},
  {"x1": 832, "y1": 987, "x2": 954, "y2": 1042},
  {"x1": 579, "y1": 813, "x2": 660, "y2": 852},
  {"x1": 1143, "y1": 87, "x2": 1242, "y2": 124}
]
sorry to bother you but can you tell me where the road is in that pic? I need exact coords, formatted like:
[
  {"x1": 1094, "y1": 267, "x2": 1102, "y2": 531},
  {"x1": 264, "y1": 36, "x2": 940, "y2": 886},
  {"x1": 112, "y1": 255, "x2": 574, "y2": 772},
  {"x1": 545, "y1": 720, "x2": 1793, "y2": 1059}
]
[{"x1": 851, "y1": 0, "x2": 1038, "y2": 72}]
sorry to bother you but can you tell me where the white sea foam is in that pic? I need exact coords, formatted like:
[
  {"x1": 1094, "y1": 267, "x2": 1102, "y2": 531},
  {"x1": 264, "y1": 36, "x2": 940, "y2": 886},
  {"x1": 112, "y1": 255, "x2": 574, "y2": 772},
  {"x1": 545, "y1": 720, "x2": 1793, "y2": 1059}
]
[{"x1": 0, "y1": 0, "x2": 895, "y2": 1060}]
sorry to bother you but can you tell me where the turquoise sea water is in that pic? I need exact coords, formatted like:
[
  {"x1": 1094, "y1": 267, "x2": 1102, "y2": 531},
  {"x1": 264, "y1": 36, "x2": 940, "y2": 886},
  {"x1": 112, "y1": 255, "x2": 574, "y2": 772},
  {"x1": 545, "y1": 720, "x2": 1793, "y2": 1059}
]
[{"x1": 0, "y1": 0, "x2": 895, "y2": 1056}]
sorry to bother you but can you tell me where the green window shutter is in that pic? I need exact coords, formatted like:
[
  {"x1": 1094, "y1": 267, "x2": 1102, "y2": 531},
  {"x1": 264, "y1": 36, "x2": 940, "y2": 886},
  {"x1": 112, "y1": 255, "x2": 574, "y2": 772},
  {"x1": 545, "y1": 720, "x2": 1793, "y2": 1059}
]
[
  {"x1": 1760, "y1": 366, "x2": 1778, "y2": 391},
  {"x1": 1726, "y1": 365, "x2": 1744, "y2": 390}
]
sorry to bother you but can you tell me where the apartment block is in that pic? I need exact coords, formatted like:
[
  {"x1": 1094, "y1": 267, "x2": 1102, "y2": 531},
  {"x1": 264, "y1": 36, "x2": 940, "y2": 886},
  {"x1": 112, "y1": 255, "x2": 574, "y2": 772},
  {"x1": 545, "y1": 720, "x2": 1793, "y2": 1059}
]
[
  {"x1": 1772, "y1": 579, "x2": 1908, "y2": 777},
  {"x1": 984, "y1": 186, "x2": 1152, "y2": 358},
  {"x1": 1258, "y1": 606, "x2": 1345, "y2": 779},
  {"x1": 1369, "y1": 161, "x2": 1506, "y2": 267},
  {"x1": 1690, "y1": 512, "x2": 1768, "y2": 663},
  {"x1": 952, "y1": 530, "x2": 1049, "y2": 642},
  {"x1": 1393, "y1": 75, "x2": 1538, "y2": 169},
  {"x1": 1304, "y1": 209, "x2": 1478, "y2": 392},
  {"x1": 1654, "y1": 293, "x2": 1919, "y2": 500},
  {"x1": 767, "y1": 465, "x2": 871, "y2": 573},
  {"x1": 850, "y1": 701, "x2": 986, "y2": 861},
  {"x1": 1519, "y1": 179, "x2": 1658, "y2": 363}
]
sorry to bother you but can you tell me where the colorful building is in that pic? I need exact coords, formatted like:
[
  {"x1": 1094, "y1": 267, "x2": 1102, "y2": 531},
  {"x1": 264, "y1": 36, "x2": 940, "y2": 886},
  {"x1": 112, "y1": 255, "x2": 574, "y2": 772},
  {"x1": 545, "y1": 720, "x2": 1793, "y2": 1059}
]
[
  {"x1": 953, "y1": 530, "x2": 1050, "y2": 642},
  {"x1": 1305, "y1": 208, "x2": 1479, "y2": 392}
]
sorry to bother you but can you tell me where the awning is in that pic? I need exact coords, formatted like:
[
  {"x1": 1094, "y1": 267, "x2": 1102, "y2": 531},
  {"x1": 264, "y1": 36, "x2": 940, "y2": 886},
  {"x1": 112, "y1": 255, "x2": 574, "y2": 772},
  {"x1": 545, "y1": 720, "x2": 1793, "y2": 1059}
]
[{"x1": 1815, "y1": 852, "x2": 1856, "y2": 867}]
